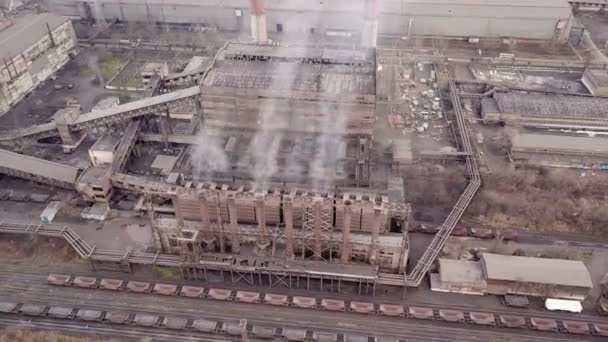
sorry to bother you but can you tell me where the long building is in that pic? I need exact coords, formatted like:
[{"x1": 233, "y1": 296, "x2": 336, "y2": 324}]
[
  {"x1": 44, "y1": 0, "x2": 574, "y2": 40},
  {"x1": 0, "y1": 13, "x2": 78, "y2": 115},
  {"x1": 509, "y1": 133, "x2": 608, "y2": 169}
]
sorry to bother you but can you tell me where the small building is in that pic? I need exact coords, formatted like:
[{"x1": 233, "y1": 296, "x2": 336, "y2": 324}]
[
  {"x1": 141, "y1": 62, "x2": 169, "y2": 84},
  {"x1": 481, "y1": 253, "x2": 593, "y2": 301},
  {"x1": 0, "y1": 13, "x2": 78, "y2": 116},
  {"x1": 582, "y1": 68, "x2": 608, "y2": 96},
  {"x1": 431, "y1": 258, "x2": 486, "y2": 295},
  {"x1": 510, "y1": 133, "x2": 608, "y2": 169},
  {"x1": 75, "y1": 165, "x2": 112, "y2": 203}
]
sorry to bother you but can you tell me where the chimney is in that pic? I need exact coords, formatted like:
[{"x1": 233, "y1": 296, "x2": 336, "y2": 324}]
[
  {"x1": 249, "y1": 0, "x2": 268, "y2": 44},
  {"x1": 361, "y1": 0, "x2": 379, "y2": 48}
]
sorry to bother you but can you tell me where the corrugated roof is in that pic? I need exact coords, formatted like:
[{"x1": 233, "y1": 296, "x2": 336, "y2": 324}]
[
  {"x1": 439, "y1": 258, "x2": 485, "y2": 286},
  {"x1": 0, "y1": 13, "x2": 69, "y2": 61},
  {"x1": 0, "y1": 148, "x2": 80, "y2": 184},
  {"x1": 512, "y1": 133, "x2": 608, "y2": 155},
  {"x1": 481, "y1": 253, "x2": 593, "y2": 288}
]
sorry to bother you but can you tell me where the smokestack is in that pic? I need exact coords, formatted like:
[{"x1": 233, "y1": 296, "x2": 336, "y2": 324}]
[
  {"x1": 361, "y1": 0, "x2": 379, "y2": 48},
  {"x1": 341, "y1": 201, "x2": 352, "y2": 263},
  {"x1": 249, "y1": 0, "x2": 268, "y2": 44}
]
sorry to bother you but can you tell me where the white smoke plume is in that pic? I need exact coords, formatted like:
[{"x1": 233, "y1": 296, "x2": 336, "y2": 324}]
[{"x1": 191, "y1": 129, "x2": 229, "y2": 179}]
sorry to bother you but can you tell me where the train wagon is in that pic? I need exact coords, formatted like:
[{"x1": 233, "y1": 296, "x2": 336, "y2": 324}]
[
  {"x1": 222, "y1": 322, "x2": 243, "y2": 336},
  {"x1": 344, "y1": 334, "x2": 368, "y2": 342},
  {"x1": 76, "y1": 309, "x2": 104, "y2": 321},
  {"x1": 313, "y1": 331, "x2": 338, "y2": 342},
  {"x1": 236, "y1": 291, "x2": 260, "y2": 303},
  {"x1": 105, "y1": 311, "x2": 131, "y2": 324},
  {"x1": 292, "y1": 296, "x2": 317, "y2": 309},
  {"x1": 133, "y1": 313, "x2": 160, "y2": 327},
  {"x1": 264, "y1": 293, "x2": 289, "y2": 306},
  {"x1": 162, "y1": 316, "x2": 188, "y2": 330},
  {"x1": 499, "y1": 315, "x2": 526, "y2": 328},
  {"x1": 19, "y1": 304, "x2": 46, "y2": 317},
  {"x1": 283, "y1": 328, "x2": 307, "y2": 342},
  {"x1": 73, "y1": 276, "x2": 97, "y2": 289},
  {"x1": 469, "y1": 312, "x2": 495, "y2": 326},
  {"x1": 350, "y1": 301, "x2": 374, "y2": 314},
  {"x1": 0, "y1": 302, "x2": 17, "y2": 313},
  {"x1": 593, "y1": 323, "x2": 608, "y2": 337},
  {"x1": 208, "y1": 288, "x2": 232, "y2": 301},
  {"x1": 321, "y1": 299, "x2": 345, "y2": 311},
  {"x1": 47, "y1": 274, "x2": 72, "y2": 286},
  {"x1": 192, "y1": 319, "x2": 219, "y2": 333},
  {"x1": 407, "y1": 306, "x2": 432, "y2": 319},
  {"x1": 530, "y1": 317, "x2": 558, "y2": 332},
  {"x1": 153, "y1": 283, "x2": 178, "y2": 296},
  {"x1": 126, "y1": 281, "x2": 152, "y2": 293},
  {"x1": 100, "y1": 278, "x2": 125, "y2": 291},
  {"x1": 378, "y1": 304, "x2": 403, "y2": 317},
  {"x1": 47, "y1": 306, "x2": 74, "y2": 319},
  {"x1": 439, "y1": 309, "x2": 465, "y2": 322},
  {"x1": 252, "y1": 325, "x2": 275, "y2": 339},
  {"x1": 562, "y1": 320, "x2": 590, "y2": 335},
  {"x1": 180, "y1": 286, "x2": 205, "y2": 298}
]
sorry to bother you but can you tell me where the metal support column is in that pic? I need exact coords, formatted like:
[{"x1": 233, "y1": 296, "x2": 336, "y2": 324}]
[{"x1": 313, "y1": 198, "x2": 323, "y2": 260}]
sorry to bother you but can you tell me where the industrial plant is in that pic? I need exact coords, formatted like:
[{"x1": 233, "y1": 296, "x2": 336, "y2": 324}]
[{"x1": 0, "y1": 0, "x2": 607, "y2": 341}]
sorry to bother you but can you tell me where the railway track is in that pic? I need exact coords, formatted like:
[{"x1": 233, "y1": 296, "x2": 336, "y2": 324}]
[
  {"x1": 0, "y1": 263, "x2": 604, "y2": 325},
  {"x1": 0, "y1": 269, "x2": 606, "y2": 340},
  {"x1": 0, "y1": 301, "x2": 594, "y2": 342}
]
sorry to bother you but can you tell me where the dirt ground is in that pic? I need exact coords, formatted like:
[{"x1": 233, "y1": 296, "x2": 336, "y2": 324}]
[{"x1": 0, "y1": 328, "x2": 115, "y2": 342}]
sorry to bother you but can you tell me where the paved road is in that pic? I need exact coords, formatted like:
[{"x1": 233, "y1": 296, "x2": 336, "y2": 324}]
[{"x1": 0, "y1": 263, "x2": 602, "y2": 341}]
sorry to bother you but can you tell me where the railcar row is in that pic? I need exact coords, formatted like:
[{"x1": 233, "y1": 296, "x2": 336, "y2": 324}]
[
  {"x1": 0, "y1": 301, "x2": 395, "y2": 342},
  {"x1": 47, "y1": 274, "x2": 608, "y2": 337}
]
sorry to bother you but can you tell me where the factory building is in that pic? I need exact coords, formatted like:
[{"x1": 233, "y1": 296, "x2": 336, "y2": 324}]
[
  {"x1": 45, "y1": 0, "x2": 573, "y2": 40},
  {"x1": 509, "y1": 133, "x2": 608, "y2": 169},
  {"x1": 481, "y1": 92, "x2": 608, "y2": 130},
  {"x1": 0, "y1": 13, "x2": 78, "y2": 116}
]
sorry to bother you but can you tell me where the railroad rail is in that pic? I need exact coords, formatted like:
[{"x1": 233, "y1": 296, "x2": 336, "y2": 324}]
[
  {"x1": 0, "y1": 301, "x2": 388, "y2": 342},
  {"x1": 43, "y1": 274, "x2": 608, "y2": 337},
  {"x1": 404, "y1": 67, "x2": 481, "y2": 287}
]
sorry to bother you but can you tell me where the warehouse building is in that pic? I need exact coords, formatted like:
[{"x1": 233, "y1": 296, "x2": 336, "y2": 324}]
[
  {"x1": 44, "y1": 0, "x2": 573, "y2": 40},
  {"x1": 432, "y1": 253, "x2": 593, "y2": 301},
  {"x1": 481, "y1": 253, "x2": 593, "y2": 301},
  {"x1": 0, "y1": 13, "x2": 78, "y2": 116},
  {"x1": 481, "y1": 92, "x2": 608, "y2": 130},
  {"x1": 510, "y1": 133, "x2": 608, "y2": 169}
]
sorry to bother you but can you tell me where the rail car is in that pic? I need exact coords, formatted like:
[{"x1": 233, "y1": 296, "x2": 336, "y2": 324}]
[
  {"x1": 44, "y1": 274, "x2": 608, "y2": 337},
  {"x1": 0, "y1": 301, "x2": 417, "y2": 341},
  {"x1": 410, "y1": 224, "x2": 513, "y2": 240}
]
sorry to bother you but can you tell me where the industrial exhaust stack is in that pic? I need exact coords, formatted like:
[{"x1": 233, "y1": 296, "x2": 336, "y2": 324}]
[
  {"x1": 361, "y1": 0, "x2": 379, "y2": 48},
  {"x1": 249, "y1": 0, "x2": 268, "y2": 44}
]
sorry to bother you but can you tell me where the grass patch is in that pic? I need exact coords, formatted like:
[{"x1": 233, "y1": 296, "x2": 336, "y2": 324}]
[
  {"x1": 0, "y1": 328, "x2": 105, "y2": 341},
  {"x1": 79, "y1": 66, "x2": 93, "y2": 78},
  {"x1": 125, "y1": 77, "x2": 143, "y2": 88},
  {"x1": 156, "y1": 266, "x2": 178, "y2": 279},
  {"x1": 100, "y1": 56, "x2": 126, "y2": 81}
]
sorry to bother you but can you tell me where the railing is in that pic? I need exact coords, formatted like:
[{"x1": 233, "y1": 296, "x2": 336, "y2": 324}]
[{"x1": 404, "y1": 67, "x2": 481, "y2": 287}]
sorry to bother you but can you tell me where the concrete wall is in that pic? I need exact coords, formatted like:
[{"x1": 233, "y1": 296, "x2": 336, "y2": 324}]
[
  {"x1": 44, "y1": 0, "x2": 572, "y2": 39},
  {"x1": 0, "y1": 20, "x2": 78, "y2": 116}
]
